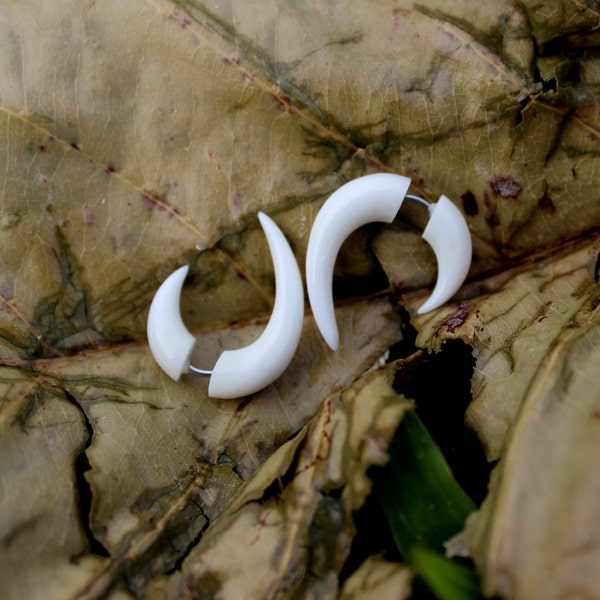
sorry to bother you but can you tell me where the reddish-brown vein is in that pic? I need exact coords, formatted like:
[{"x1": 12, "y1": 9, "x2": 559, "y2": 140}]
[
  {"x1": 0, "y1": 105, "x2": 273, "y2": 304},
  {"x1": 164, "y1": 5, "x2": 392, "y2": 173},
  {"x1": 0, "y1": 106, "x2": 201, "y2": 236}
]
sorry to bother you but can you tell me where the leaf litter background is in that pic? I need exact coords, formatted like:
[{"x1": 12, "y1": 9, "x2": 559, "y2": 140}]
[{"x1": 0, "y1": 1, "x2": 599, "y2": 599}]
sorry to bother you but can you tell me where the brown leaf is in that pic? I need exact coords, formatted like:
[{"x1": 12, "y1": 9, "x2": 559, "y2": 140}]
[
  {"x1": 411, "y1": 241, "x2": 599, "y2": 459},
  {"x1": 0, "y1": 377, "x2": 105, "y2": 597},
  {"x1": 149, "y1": 363, "x2": 411, "y2": 599},
  {"x1": 1, "y1": 0, "x2": 600, "y2": 598},
  {"x1": 465, "y1": 297, "x2": 600, "y2": 599},
  {"x1": 0, "y1": 298, "x2": 399, "y2": 599},
  {"x1": 340, "y1": 555, "x2": 413, "y2": 600},
  {"x1": 410, "y1": 241, "x2": 600, "y2": 598}
]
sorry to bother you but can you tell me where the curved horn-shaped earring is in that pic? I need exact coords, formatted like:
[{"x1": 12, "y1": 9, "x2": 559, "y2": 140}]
[
  {"x1": 305, "y1": 173, "x2": 472, "y2": 350},
  {"x1": 147, "y1": 212, "x2": 304, "y2": 399}
]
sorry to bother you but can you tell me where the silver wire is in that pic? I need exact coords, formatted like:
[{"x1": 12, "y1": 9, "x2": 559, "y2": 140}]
[
  {"x1": 188, "y1": 364, "x2": 213, "y2": 376},
  {"x1": 404, "y1": 194, "x2": 431, "y2": 210}
]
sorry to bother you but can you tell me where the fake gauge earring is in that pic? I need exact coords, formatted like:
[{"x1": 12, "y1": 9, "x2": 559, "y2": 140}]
[
  {"x1": 305, "y1": 173, "x2": 472, "y2": 351},
  {"x1": 147, "y1": 212, "x2": 304, "y2": 399}
]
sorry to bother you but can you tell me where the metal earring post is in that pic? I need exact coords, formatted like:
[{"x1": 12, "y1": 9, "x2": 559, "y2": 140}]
[
  {"x1": 404, "y1": 194, "x2": 431, "y2": 210},
  {"x1": 188, "y1": 365, "x2": 213, "y2": 376}
]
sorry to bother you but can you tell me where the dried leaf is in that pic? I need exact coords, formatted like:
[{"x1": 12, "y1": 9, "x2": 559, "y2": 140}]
[
  {"x1": 469, "y1": 293, "x2": 599, "y2": 598},
  {"x1": 409, "y1": 243, "x2": 600, "y2": 598},
  {"x1": 1, "y1": 0, "x2": 599, "y2": 598},
  {"x1": 1, "y1": 298, "x2": 399, "y2": 599},
  {"x1": 150, "y1": 364, "x2": 412, "y2": 599},
  {"x1": 339, "y1": 555, "x2": 413, "y2": 600},
  {"x1": 412, "y1": 242, "x2": 599, "y2": 459},
  {"x1": 0, "y1": 382, "x2": 105, "y2": 598}
]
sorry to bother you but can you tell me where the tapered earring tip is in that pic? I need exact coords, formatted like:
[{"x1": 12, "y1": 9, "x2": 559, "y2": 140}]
[
  {"x1": 416, "y1": 196, "x2": 471, "y2": 314},
  {"x1": 323, "y1": 329, "x2": 339, "y2": 351},
  {"x1": 147, "y1": 265, "x2": 196, "y2": 380}
]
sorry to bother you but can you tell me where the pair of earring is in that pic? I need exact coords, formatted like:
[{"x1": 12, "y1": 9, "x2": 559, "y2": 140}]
[{"x1": 147, "y1": 173, "x2": 472, "y2": 399}]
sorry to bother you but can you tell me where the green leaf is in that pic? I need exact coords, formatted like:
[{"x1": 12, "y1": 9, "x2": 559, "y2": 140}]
[
  {"x1": 375, "y1": 410, "x2": 476, "y2": 559},
  {"x1": 375, "y1": 410, "x2": 481, "y2": 598},
  {"x1": 412, "y1": 546, "x2": 481, "y2": 600}
]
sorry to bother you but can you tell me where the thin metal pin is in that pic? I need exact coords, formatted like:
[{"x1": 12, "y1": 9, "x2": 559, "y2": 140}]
[
  {"x1": 189, "y1": 364, "x2": 213, "y2": 376},
  {"x1": 404, "y1": 194, "x2": 431, "y2": 210}
]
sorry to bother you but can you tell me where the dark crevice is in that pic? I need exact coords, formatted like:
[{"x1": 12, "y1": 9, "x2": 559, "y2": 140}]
[
  {"x1": 122, "y1": 492, "x2": 211, "y2": 597},
  {"x1": 533, "y1": 64, "x2": 557, "y2": 94},
  {"x1": 342, "y1": 312, "x2": 492, "y2": 591},
  {"x1": 63, "y1": 390, "x2": 110, "y2": 558},
  {"x1": 389, "y1": 315, "x2": 492, "y2": 505},
  {"x1": 539, "y1": 33, "x2": 600, "y2": 58},
  {"x1": 164, "y1": 507, "x2": 211, "y2": 576},
  {"x1": 514, "y1": 95, "x2": 530, "y2": 127},
  {"x1": 339, "y1": 481, "x2": 400, "y2": 581},
  {"x1": 329, "y1": 226, "x2": 393, "y2": 302},
  {"x1": 595, "y1": 251, "x2": 600, "y2": 283}
]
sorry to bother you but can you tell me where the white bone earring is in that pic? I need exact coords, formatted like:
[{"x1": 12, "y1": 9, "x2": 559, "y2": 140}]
[
  {"x1": 305, "y1": 173, "x2": 472, "y2": 350},
  {"x1": 147, "y1": 212, "x2": 304, "y2": 399}
]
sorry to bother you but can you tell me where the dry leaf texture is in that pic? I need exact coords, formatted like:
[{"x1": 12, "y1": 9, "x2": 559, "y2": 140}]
[
  {"x1": 150, "y1": 364, "x2": 411, "y2": 599},
  {"x1": 0, "y1": 0, "x2": 599, "y2": 598}
]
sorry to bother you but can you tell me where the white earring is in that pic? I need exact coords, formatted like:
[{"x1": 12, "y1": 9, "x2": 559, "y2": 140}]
[
  {"x1": 305, "y1": 173, "x2": 472, "y2": 350},
  {"x1": 147, "y1": 212, "x2": 304, "y2": 399}
]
